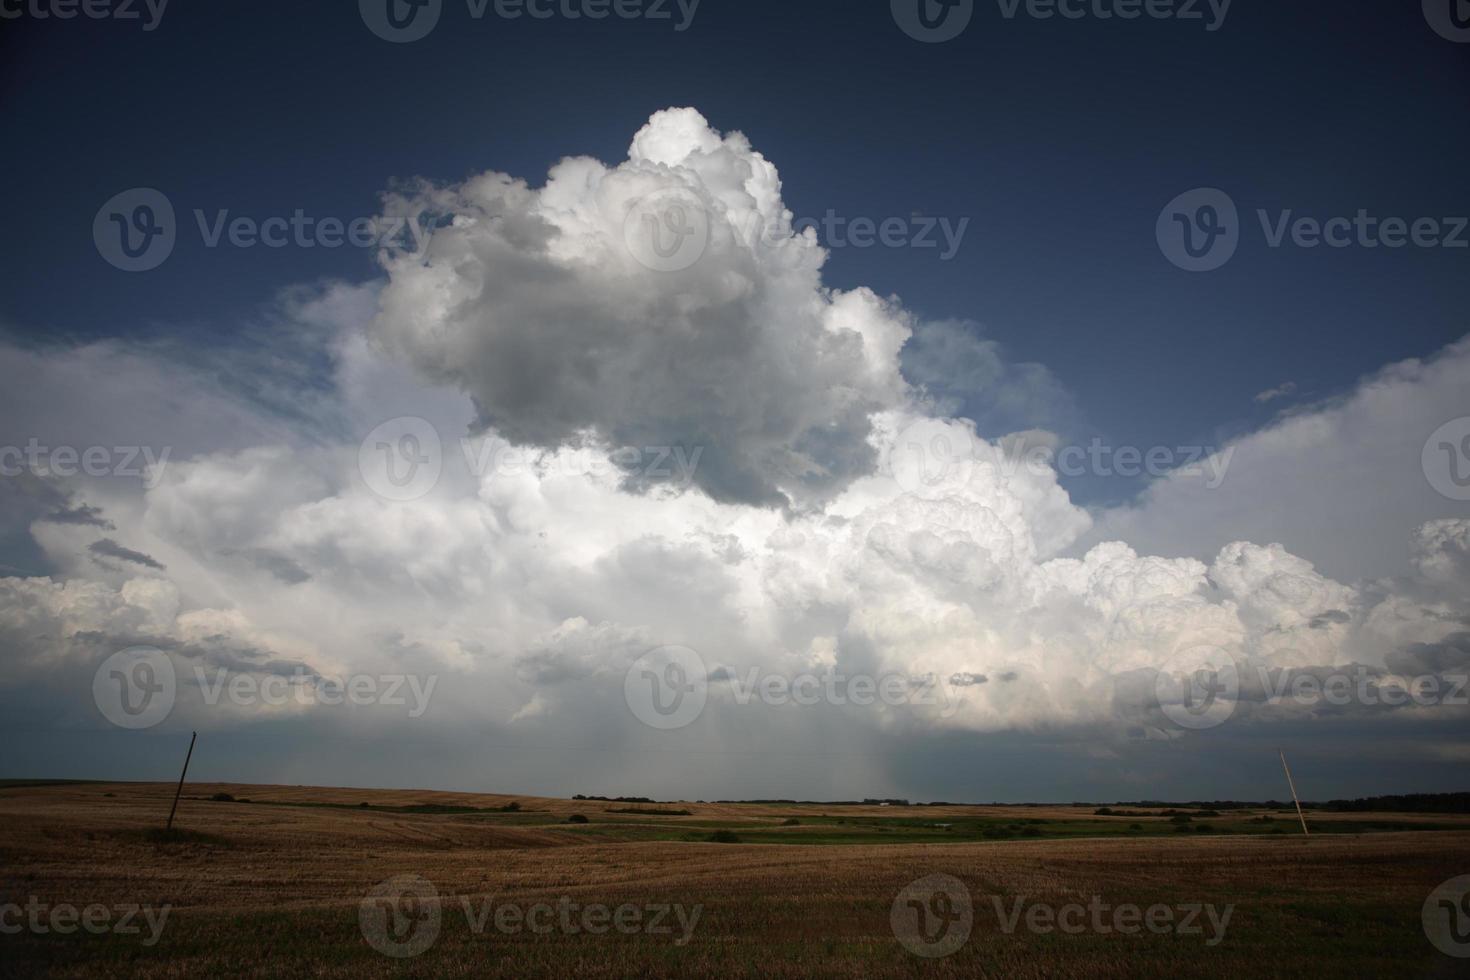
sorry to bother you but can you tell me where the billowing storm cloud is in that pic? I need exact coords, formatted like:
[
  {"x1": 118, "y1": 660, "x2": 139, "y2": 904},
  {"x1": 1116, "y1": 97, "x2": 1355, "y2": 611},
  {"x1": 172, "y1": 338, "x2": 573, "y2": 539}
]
[{"x1": 2, "y1": 109, "x2": 1467, "y2": 800}]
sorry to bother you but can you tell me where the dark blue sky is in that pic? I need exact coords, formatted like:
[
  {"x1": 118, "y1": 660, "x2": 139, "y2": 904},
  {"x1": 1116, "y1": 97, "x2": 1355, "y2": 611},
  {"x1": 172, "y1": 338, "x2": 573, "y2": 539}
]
[{"x1": 3, "y1": 0, "x2": 1467, "y2": 504}]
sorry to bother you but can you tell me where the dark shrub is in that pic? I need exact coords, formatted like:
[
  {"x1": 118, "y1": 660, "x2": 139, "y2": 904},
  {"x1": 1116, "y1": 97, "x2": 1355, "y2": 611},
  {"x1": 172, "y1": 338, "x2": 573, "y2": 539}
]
[
  {"x1": 567, "y1": 814, "x2": 589, "y2": 824},
  {"x1": 210, "y1": 792, "x2": 235, "y2": 803},
  {"x1": 707, "y1": 830, "x2": 741, "y2": 843}
]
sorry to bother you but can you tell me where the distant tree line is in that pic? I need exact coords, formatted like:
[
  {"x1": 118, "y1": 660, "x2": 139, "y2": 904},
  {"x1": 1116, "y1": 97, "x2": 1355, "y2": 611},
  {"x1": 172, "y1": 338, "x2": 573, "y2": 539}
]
[
  {"x1": 1112, "y1": 793, "x2": 1470, "y2": 813},
  {"x1": 577, "y1": 792, "x2": 1470, "y2": 812}
]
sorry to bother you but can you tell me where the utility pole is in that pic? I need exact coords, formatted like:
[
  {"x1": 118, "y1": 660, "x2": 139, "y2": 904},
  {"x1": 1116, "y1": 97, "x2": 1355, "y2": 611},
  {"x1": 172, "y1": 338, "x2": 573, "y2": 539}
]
[
  {"x1": 166, "y1": 731, "x2": 197, "y2": 832},
  {"x1": 1279, "y1": 750, "x2": 1309, "y2": 836}
]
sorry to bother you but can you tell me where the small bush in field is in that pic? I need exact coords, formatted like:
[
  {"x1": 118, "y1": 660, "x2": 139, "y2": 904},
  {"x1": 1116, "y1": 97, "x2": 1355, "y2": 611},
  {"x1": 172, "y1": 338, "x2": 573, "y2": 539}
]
[{"x1": 568, "y1": 814, "x2": 589, "y2": 824}]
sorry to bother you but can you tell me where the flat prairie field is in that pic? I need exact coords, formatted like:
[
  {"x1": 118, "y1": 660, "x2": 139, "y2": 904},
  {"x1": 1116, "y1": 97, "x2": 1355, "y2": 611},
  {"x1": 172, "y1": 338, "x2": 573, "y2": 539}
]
[{"x1": 1, "y1": 781, "x2": 1467, "y2": 978}]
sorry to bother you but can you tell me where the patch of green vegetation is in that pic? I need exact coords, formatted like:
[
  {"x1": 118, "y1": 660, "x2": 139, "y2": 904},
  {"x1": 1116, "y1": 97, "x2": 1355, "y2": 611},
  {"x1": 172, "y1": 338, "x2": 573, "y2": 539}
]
[
  {"x1": 178, "y1": 795, "x2": 1470, "y2": 848},
  {"x1": 228, "y1": 798, "x2": 535, "y2": 816},
  {"x1": 546, "y1": 809, "x2": 1470, "y2": 847}
]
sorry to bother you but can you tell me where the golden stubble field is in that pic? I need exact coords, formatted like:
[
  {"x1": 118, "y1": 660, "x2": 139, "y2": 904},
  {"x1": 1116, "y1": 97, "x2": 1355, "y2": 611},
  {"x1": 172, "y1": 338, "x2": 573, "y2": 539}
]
[{"x1": 1, "y1": 781, "x2": 1467, "y2": 978}]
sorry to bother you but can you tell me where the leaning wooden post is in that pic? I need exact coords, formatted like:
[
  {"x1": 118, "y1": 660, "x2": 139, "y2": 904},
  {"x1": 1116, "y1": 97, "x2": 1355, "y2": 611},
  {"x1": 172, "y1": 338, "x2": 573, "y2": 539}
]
[
  {"x1": 1279, "y1": 750, "x2": 1309, "y2": 836},
  {"x1": 166, "y1": 731, "x2": 197, "y2": 832}
]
